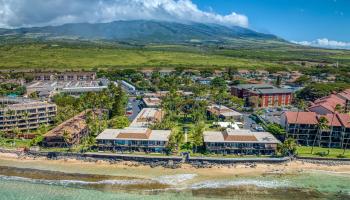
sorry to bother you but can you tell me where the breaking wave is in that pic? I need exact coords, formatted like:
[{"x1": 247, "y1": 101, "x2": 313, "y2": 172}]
[
  {"x1": 0, "y1": 175, "x2": 154, "y2": 186},
  {"x1": 153, "y1": 174, "x2": 197, "y2": 185},
  {"x1": 191, "y1": 179, "x2": 290, "y2": 189}
]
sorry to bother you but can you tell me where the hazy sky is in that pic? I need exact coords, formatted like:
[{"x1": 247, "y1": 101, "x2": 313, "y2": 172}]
[{"x1": 0, "y1": 0, "x2": 349, "y2": 48}]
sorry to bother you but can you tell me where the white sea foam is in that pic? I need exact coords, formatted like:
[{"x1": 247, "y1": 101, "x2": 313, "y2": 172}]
[
  {"x1": 0, "y1": 175, "x2": 153, "y2": 186},
  {"x1": 153, "y1": 174, "x2": 197, "y2": 185},
  {"x1": 191, "y1": 179, "x2": 290, "y2": 190}
]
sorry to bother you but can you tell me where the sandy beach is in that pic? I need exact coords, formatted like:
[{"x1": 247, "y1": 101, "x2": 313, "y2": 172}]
[
  {"x1": 0, "y1": 152, "x2": 350, "y2": 200},
  {"x1": 0, "y1": 152, "x2": 349, "y2": 179}
]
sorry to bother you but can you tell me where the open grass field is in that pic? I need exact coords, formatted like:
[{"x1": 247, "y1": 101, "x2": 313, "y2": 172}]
[
  {"x1": 297, "y1": 146, "x2": 350, "y2": 159},
  {"x1": 0, "y1": 41, "x2": 349, "y2": 70}
]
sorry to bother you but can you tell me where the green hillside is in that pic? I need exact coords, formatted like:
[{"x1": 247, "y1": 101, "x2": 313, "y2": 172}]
[{"x1": 0, "y1": 40, "x2": 349, "y2": 71}]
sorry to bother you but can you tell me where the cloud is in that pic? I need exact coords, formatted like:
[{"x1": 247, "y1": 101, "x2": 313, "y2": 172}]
[
  {"x1": 292, "y1": 38, "x2": 350, "y2": 49},
  {"x1": 0, "y1": 0, "x2": 248, "y2": 28}
]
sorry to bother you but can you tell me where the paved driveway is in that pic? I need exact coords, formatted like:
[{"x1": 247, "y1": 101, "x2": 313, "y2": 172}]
[{"x1": 127, "y1": 98, "x2": 141, "y2": 121}]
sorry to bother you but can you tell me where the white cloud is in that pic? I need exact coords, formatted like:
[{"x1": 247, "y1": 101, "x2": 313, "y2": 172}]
[
  {"x1": 0, "y1": 0, "x2": 248, "y2": 28},
  {"x1": 292, "y1": 38, "x2": 350, "y2": 49}
]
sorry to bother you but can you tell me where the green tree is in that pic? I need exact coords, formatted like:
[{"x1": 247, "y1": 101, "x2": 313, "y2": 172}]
[
  {"x1": 266, "y1": 123, "x2": 286, "y2": 136},
  {"x1": 62, "y1": 130, "x2": 73, "y2": 148},
  {"x1": 275, "y1": 75, "x2": 282, "y2": 87},
  {"x1": 278, "y1": 138, "x2": 297, "y2": 156},
  {"x1": 190, "y1": 121, "x2": 205, "y2": 153},
  {"x1": 210, "y1": 77, "x2": 226, "y2": 88},
  {"x1": 22, "y1": 111, "x2": 30, "y2": 134},
  {"x1": 290, "y1": 100, "x2": 307, "y2": 139},
  {"x1": 311, "y1": 116, "x2": 329, "y2": 154},
  {"x1": 111, "y1": 83, "x2": 127, "y2": 117},
  {"x1": 230, "y1": 96, "x2": 244, "y2": 110},
  {"x1": 294, "y1": 75, "x2": 311, "y2": 86},
  {"x1": 328, "y1": 104, "x2": 343, "y2": 149},
  {"x1": 109, "y1": 116, "x2": 130, "y2": 129}
]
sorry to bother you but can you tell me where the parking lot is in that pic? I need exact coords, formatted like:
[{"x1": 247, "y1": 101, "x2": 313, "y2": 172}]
[{"x1": 127, "y1": 97, "x2": 142, "y2": 121}]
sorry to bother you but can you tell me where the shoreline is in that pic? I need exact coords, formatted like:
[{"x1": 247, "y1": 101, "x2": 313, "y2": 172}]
[{"x1": 0, "y1": 152, "x2": 349, "y2": 177}]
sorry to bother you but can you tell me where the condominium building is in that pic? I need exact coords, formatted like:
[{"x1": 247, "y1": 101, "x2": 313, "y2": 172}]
[
  {"x1": 26, "y1": 79, "x2": 109, "y2": 99},
  {"x1": 96, "y1": 128, "x2": 171, "y2": 152},
  {"x1": 32, "y1": 71, "x2": 96, "y2": 82},
  {"x1": 280, "y1": 111, "x2": 350, "y2": 148},
  {"x1": 43, "y1": 110, "x2": 89, "y2": 147},
  {"x1": 130, "y1": 108, "x2": 164, "y2": 128},
  {"x1": 231, "y1": 84, "x2": 293, "y2": 108},
  {"x1": 309, "y1": 90, "x2": 350, "y2": 115},
  {"x1": 207, "y1": 104, "x2": 243, "y2": 122},
  {"x1": 203, "y1": 129, "x2": 280, "y2": 155},
  {"x1": 0, "y1": 97, "x2": 57, "y2": 132},
  {"x1": 309, "y1": 94, "x2": 346, "y2": 115},
  {"x1": 142, "y1": 97, "x2": 162, "y2": 108}
]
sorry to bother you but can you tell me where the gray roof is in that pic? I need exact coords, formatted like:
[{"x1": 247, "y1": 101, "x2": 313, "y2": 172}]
[
  {"x1": 204, "y1": 129, "x2": 280, "y2": 144},
  {"x1": 96, "y1": 128, "x2": 171, "y2": 141},
  {"x1": 234, "y1": 84, "x2": 292, "y2": 94}
]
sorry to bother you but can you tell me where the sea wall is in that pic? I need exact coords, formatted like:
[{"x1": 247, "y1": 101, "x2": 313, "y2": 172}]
[{"x1": 1, "y1": 148, "x2": 349, "y2": 167}]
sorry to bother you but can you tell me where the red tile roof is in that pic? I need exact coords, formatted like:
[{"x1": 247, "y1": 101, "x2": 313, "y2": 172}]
[
  {"x1": 337, "y1": 91, "x2": 350, "y2": 101},
  {"x1": 284, "y1": 112, "x2": 318, "y2": 125},
  {"x1": 310, "y1": 94, "x2": 346, "y2": 114},
  {"x1": 321, "y1": 114, "x2": 342, "y2": 127},
  {"x1": 336, "y1": 114, "x2": 350, "y2": 128}
]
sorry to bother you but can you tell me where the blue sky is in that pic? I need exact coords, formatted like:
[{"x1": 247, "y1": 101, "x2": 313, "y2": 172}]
[
  {"x1": 0, "y1": 0, "x2": 348, "y2": 48},
  {"x1": 193, "y1": 0, "x2": 349, "y2": 42}
]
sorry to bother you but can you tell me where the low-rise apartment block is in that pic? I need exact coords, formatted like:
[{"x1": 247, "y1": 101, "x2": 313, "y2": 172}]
[
  {"x1": 281, "y1": 111, "x2": 350, "y2": 148},
  {"x1": 32, "y1": 71, "x2": 96, "y2": 82},
  {"x1": 96, "y1": 128, "x2": 171, "y2": 153},
  {"x1": 26, "y1": 79, "x2": 109, "y2": 98},
  {"x1": 309, "y1": 90, "x2": 350, "y2": 115},
  {"x1": 142, "y1": 97, "x2": 162, "y2": 108},
  {"x1": 204, "y1": 129, "x2": 280, "y2": 155},
  {"x1": 130, "y1": 108, "x2": 164, "y2": 128},
  {"x1": 231, "y1": 84, "x2": 293, "y2": 108},
  {"x1": 207, "y1": 104, "x2": 243, "y2": 122},
  {"x1": 43, "y1": 110, "x2": 89, "y2": 147},
  {"x1": 0, "y1": 97, "x2": 57, "y2": 132}
]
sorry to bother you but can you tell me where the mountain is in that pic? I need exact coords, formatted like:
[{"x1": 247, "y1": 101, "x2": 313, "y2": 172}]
[{"x1": 0, "y1": 20, "x2": 287, "y2": 46}]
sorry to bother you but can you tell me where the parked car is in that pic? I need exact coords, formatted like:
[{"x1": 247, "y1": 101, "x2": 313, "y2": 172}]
[{"x1": 255, "y1": 125, "x2": 265, "y2": 132}]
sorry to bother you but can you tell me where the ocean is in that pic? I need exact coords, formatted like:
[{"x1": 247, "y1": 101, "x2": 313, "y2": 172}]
[{"x1": 0, "y1": 159, "x2": 349, "y2": 200}]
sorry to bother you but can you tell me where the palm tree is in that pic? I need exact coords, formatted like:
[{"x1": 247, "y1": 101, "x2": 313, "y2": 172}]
[
  {"x1": 342, "y1": 115, "x2": 350, "y2": 156},
  {"x1": 311, "y1": 116, "x2": 329, "y2": 154},
  {"x1": 22, "y1": 111, "x2": 30, "y2": 135},
  {"x1": 11, "y1": 127, "x2": 21, "y2": 146},
  {"x1": 190, "y1": 121, "x2": 205, "y2": 153},
  {"x1": 62, "y1": 130, "x2": 72, "y2": 148},
  {"x1": 5, "y1": 109, "x2": 15, "y2": 133},
  {"x1": 290, "y1": 100, "x2": 307, "y2": 140},
  {"x1": 328, "y1": 104, "x2": 342, "y2": 149}
]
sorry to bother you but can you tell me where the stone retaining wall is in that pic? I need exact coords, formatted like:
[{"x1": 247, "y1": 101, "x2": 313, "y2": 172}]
[{"x1": 1, "y1": 148, "x2": 349, "y2": 167}]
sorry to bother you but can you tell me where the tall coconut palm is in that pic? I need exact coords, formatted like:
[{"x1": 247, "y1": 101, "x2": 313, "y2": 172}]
[
  {"x1": 291, "y1": 100, "x2": 307, "y2": 141},
  {"x1": 328, "y1": 104, "x2": 342, "y2": 149},
  {"x1": 342, "y1": 114, "x2": 350, "y2": 156},
  {"x1": 62, "y1": 130, "x2": 72, "y2": 148},
  {"x1": 5, "y1": 109, "x2": 15, "y2": 134},
  {"x1": 311, "y1": 116, "x2": 329, "y2": 154},
  {"x1": 22, "y1": 111, "x2": 30, "y2": 134}
]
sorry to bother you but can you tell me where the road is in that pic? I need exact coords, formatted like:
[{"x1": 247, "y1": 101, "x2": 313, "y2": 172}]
[
  {"x1": 243, "y1": 114, "x2": 257, "y2": 131},
  {"x1": 127, "y1": 97, "x2": 142, "y2": 121}
]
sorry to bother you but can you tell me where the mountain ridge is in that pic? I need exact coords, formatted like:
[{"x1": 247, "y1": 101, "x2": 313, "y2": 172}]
[{"x1": 0, "y1": 20, "x2": 288, "y2": 46}]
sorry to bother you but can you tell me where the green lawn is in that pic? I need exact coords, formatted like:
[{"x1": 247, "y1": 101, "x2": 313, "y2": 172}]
[
  {"x1": 0, "y1": 138, "x2": 32, "y2": 149},
  {"x1": 297, "y1": 146, "x2": 350, "y2": 159}
]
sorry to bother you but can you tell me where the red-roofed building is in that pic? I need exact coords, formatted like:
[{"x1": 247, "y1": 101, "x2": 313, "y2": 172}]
[
  {"x1": 309, "y1": 94, "x2": 348, "y2": 115},
  {"x1": 281, "y1": 111, "x2": 350, "y2": 148},
  {"x1": 337, "y1": 89, "x2": 350, "y2": 112}
]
